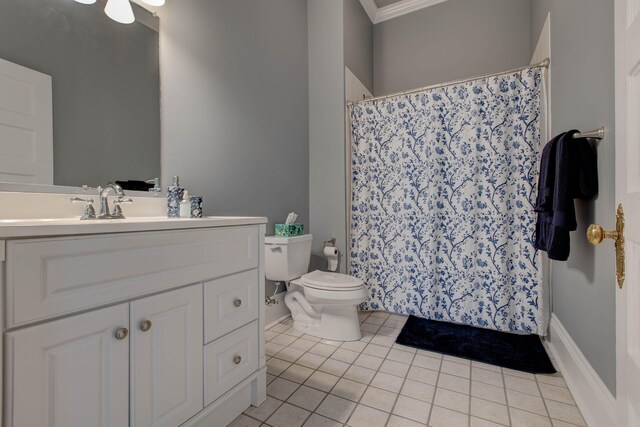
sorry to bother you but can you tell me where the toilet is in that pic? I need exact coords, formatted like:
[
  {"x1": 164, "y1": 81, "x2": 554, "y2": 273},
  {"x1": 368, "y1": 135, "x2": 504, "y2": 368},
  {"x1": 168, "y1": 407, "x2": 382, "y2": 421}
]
[{"x1": 265, "y1": 234, "x2": 367, "y2": 341}]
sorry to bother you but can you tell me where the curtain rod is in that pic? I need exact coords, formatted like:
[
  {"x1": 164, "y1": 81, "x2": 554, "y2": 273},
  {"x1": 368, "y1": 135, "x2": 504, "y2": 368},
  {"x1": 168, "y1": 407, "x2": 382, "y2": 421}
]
[{"x1": 347, "y1": 58, "x2": 550, "y2": 107}]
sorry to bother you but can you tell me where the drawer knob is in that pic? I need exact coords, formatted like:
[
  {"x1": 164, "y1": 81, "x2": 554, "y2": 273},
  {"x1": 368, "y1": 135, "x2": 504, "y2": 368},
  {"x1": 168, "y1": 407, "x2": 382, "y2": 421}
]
[
  {"x1": 234, "y1": 299, "x2": 242, "y2": 308},
  {"x1": 233, "y1": 355, "x2": 242, "y2": 365},
  {"x1": 140, "y1": 320, "x2": 152, "y2": 332},
  {"x1": 115, "y1": 328, "x2": 129, "y2": 340}
]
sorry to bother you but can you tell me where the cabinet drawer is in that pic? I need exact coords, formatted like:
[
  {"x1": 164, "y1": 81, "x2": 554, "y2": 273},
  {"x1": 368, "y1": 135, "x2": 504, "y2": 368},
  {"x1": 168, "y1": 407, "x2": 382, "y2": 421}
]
[
  {"x1": 204, "y1": 321, "x2": 259, "y2": 406},
  {"x1": 204, "y1": 269, "x2": 259, "y2": 343},
  {"x1": 6, "y1": 226, "x2": 259, "y2": 327}
]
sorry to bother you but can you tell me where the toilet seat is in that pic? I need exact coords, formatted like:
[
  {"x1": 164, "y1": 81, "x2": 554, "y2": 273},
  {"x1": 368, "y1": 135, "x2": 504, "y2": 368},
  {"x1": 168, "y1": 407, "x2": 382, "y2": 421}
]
[{"x1": 300, "y1": 271, "x2": 364, "y2": 291}]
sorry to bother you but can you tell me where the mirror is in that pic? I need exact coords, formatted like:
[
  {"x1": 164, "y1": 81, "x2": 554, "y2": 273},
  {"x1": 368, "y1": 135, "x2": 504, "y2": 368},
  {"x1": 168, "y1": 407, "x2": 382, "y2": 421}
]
[{"x1": 0, "y1": 0, "x2": 160, "y2": 189}]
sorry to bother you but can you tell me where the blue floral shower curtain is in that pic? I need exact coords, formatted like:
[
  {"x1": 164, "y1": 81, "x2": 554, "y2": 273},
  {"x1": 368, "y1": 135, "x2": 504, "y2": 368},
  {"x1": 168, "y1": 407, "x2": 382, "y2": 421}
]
[{"x1": 349, "y1": 68, "x2": 545, "y2": 335}]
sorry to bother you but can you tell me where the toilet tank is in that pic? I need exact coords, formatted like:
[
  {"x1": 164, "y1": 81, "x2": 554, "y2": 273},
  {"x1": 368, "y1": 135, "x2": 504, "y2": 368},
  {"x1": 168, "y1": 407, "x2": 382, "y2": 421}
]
[{"x1": 264, "y1": 234, "x2": 313, "y2": 281}]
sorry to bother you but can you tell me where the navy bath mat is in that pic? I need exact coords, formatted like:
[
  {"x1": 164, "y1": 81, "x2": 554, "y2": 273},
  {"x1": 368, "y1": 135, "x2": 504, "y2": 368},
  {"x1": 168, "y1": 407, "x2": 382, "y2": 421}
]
[{"x1": 396, "y1": 316, "x2": 556, "y2": 374}]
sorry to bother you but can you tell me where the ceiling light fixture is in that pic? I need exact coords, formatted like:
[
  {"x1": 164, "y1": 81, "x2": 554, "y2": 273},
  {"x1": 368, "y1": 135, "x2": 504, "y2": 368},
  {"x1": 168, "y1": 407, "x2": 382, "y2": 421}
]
[
  {"x1": 104, "y1": 0, "x2": 136, "y2": 24},
  {"x1": 73, "y1": 0, "x2": 97, "y2": 4}
]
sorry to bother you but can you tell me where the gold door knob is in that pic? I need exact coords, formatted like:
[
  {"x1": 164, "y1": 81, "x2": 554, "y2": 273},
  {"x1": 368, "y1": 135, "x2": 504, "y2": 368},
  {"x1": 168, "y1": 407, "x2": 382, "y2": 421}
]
[
  {"x1": 586, "y1": 204, "x2": 625, "y2": 288},
  {"x1": 234, "y1": 299, "x2": 242, "y2": 308},
  {"x1": 140, "y1": 320, "x2": 152, "y2": 332},
  {"x1": 233, "y1": 355, "x2": 242, "y2": 365},
  {"x1": 115, "y1": 328, "x2": 129, "y2": 340}
]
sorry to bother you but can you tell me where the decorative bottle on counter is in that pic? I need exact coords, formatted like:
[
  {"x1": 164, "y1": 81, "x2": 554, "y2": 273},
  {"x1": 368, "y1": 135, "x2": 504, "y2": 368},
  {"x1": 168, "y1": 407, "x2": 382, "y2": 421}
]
[
  {"x1": 167, "y1": 176, "x2": 184, "y2": 218},
  {"x1": 179, "y1": 191, "x2": 191, "y2": 218}
]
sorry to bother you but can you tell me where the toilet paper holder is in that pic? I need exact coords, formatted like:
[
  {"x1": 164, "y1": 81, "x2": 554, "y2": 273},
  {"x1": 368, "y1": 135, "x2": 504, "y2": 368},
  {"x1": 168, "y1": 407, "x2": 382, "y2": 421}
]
[{"x1": 324, "y1": 237, "x2": 336, "y2": 248}]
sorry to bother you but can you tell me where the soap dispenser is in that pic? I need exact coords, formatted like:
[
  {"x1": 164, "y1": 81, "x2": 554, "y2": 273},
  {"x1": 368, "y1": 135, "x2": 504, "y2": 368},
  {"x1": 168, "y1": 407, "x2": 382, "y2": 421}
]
[
  {"x1": 167, "y1": 176, "x2": 184, "y2": 218},
  {"x1": 179, "y1": 191, "x2": 191, "y2": 218}
]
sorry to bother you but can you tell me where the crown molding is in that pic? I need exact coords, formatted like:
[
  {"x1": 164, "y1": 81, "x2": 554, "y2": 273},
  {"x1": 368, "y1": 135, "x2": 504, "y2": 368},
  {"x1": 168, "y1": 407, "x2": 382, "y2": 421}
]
[{"x1": 359, "y1": 0, "x2": 448, "y2": 24}]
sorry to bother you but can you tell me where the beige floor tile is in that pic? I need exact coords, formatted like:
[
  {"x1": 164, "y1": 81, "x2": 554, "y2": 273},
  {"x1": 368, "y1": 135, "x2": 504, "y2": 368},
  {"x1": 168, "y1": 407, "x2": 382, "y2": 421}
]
[
  {"x1": 319, "y1": 358, "x2": 351, "y2": 377},
  {"x1": 265, "y1": 342, "x2": 285, "y2": 356},
  {"x1": 438, "y1": 373, "x2": 470, "y2": 394},
  {"x1": 470, "y1": 416, "x2": 506, "y2": 427},
  {"x1": 266, "y1": 373, "x2": 277, "y2": 385},
  {"x1": 539, "y1": 383, "x2": 576, "y2": 405},
  {"x1": 302, "y1": 334, "x2": 323, "y2": 342},
  {"x1": 471, "y1": 367, "x2": 503, "y2": 387},
  {"x1": 265, "y1": 330, "x2": 279, "y2": 341},
  {"x1": 502, "y1": 368, "x2": 536, "y2": 380},
  {"x1": 412, "y1": 354, "x2": 442, "y2": 371},
  {"x1": 331, "y1": 378, "x2": 367, "y2": 402},
  {"x1": 471, "y1": 381, "x2": 506, "y2": 404},
  {"x1": 364, "y1": 316, "x2": 386, "y2": 326},
  {"x1": 316, "y1": 394, "x2": 357, "y2": 423},
  {"x1": 401, "y1": 379, "x2": 435, "y2": 402},
  {"x1": 384, "y1": 318, "x2": 408, "y2": 329},
  {"x1": 331, "y1": 348, "x2": 360, "y2": 364},
  {"x1": 434, "y1": 387, "x2": 470, "y2": 413},
  {"x1": 504, "y1": 374, "x2": 541, "y2": 396},
  {"x1": 354, "y1": 353, "x2": 384, "y2": 370},
  {"x1": 228, "y1": 414, "x2": 261, "y2": 427},
  {"x1": 470, "y1": 397, "x2": 509, "y2": 425},
  {"x1": 272, "y1": 333, "x2": 297, "y2": 346},
  {"x1": 408, "y1": 365, "x2": 439, "y2": 385},
  {"x1": 545, "y1": 400, "x2": 586, "y2": 426},
  {"x1": 441, "y1": 360, "x2": 471, "y2": 378},
  {"x1": 343, "y1": 365, "x2": 377, "y2": 385},
  {"x1": 287, "y1": 386, "x2": 327, "y2": 411},
  {"x1": 417, "y1": 349, "x2": 443, "y2": 359},
  {"x1": 552, "y1": 420, "x2": 585, "y2": 427},
  {"x1": 303, "y1": 413, "x2": 343, "y2": 427},
  {"x1": 387, "y1": 415, "x2": 424, "y2": 426},
  {"x1": 321, "y1": 339, "x2": 344, "y2": 347},
  {"x1": 305, "y1": 371, "x2": 341, "y2": 392},
  {"x1": 281, "y1": 364, "x2": 316, "y2": 384},
  {"x1": 363, "y1": 343, "x2": 391, "y2": 358},
  {"x1": 509, "y1": 407, "x2": 553, "y2": 427},
  {"x1": 392, "y1": 395, "x2": 431, "y2": 424},
  {"x1": 536, "y1": 373, "x2": 567, "y2": 388},
  {"x1": 360, "y1": 386, "x2": 398, "y2": 412},
  {"x1": 392, "y1": 343, "x2": 417, "y2": 354},
  {"x1": 386, "y1": 348, "x2": 415, "y2": 364},
  {"x1": 267, "y1": 358, "x2": 292, "y2": 376},
  {"x1": 283, "y1": 327, "x2": 305, "y2": 338},
  {"x1": 276, "y1": 347, "x2": 306, "y2": 362},
  {"x1": 369, "y1": 334, "x2": 396, "y2": 347},
  {"x1": 270, "y1": 323, "x2": 290, "y2": 333},
  {"x1": 310, "y1": 343, "x2": 338, "y2": 357},
  {"x1": 370, "y1": 311, "x2": 391, "y2": 319},
  {"x1": 429, "y1": 405, "x2": 470, "y2": 427},
  {"x1": 506, "y1": 389, "x2": 548, "y2": 416},
  {"x1": 341, "y1": 340, "x2": 367, "y2": 353},
  {"x1": 266, "y1": 402, "x2": 311, "y2": 427},
  {"x1": 290, "y1": 338, "x2": 318, "y2": 352},
  {"x1": 360, "y1": 323, "x2": 381, "y2": 334},
  {"x1": 444, "y1": 355, "x2": 471, "y2": 365},
  {"x1": 347, "y1": 404, "x2": 389, "y2": 427},
  {"x1": 379, "y1": 359, "x2": 410, "y2": 377},
  {"x1": 371, "y1": 372, "x2": 404, "y2": 393},
  {"x1": 471, "y1": 361, "x2": 502, "y2": 372},
  {"x1": 267, "y1": 378, "x2": 300, "y2": 401},
  {"x1": 297, "y1": 352, "x2": 328, "y2": 370},
  {"x1": 243, "y1": 396, "x2": 283, "y2": 421},
  {"x1": 377, "y1": 326, "x2": 401, "y2": 337}
]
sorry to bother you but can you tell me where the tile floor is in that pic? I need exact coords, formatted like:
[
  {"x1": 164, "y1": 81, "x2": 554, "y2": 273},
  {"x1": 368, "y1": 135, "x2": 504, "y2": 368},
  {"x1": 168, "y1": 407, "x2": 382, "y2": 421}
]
[{"x1": 230, "y1": 311, "x2": 587, "y2": 427}]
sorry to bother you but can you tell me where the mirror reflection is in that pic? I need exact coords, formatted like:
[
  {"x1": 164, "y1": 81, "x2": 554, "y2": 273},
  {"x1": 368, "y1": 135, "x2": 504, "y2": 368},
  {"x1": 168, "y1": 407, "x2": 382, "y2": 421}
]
[{"x1": 0, "y1": 0, "x2": 160, "y2": 189}]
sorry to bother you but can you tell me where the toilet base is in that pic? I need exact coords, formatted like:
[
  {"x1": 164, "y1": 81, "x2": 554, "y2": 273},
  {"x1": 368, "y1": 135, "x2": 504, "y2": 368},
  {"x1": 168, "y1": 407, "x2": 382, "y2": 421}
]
[{"x1": 292, "y1": 306, "x2": 362, "y2": 342}]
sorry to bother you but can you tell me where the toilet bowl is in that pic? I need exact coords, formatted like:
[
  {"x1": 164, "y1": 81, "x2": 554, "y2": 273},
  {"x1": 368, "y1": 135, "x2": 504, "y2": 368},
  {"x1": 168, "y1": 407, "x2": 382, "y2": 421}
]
[{"x1": 265, "y1": 235, "x2": 367, "y2": 341}]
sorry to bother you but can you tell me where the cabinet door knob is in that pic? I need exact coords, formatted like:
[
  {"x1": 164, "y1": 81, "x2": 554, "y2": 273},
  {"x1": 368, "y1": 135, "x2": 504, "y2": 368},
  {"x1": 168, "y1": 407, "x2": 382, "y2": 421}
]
[
  {"x1": 233, "y1": 355, "x2": 242, "y2": 365},
  {"x1": 234, "y1": 299, "x2": 242, "y2": 308},
  {"x1": 115, "y1": 328, "x2": 129, "y2": 340},
  {"x1": 140, "y1": 320, "x2": 152, "y2": 332}
]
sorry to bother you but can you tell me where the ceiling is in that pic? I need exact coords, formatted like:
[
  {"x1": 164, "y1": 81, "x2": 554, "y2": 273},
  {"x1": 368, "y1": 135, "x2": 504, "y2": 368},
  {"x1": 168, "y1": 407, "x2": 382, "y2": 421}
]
[{"x1": 359, "y1": 0, "x2": 448, "y2": 24}]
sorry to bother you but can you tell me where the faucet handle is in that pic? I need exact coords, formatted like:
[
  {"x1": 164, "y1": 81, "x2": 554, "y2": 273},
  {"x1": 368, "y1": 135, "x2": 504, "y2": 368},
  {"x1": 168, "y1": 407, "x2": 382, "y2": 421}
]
[
  {"x1": 112, "y1": 196, "x2": 133, "y2": 218},
  {"x1": 70, "y1": 197, "x2": 96, "y2": 220}
]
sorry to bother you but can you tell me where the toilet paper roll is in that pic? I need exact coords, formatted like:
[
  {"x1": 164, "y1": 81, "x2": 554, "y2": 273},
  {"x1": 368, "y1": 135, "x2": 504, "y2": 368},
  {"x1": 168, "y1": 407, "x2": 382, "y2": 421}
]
[{"x1": 324, "y1": 246, "x2": 338, "y2": 257}]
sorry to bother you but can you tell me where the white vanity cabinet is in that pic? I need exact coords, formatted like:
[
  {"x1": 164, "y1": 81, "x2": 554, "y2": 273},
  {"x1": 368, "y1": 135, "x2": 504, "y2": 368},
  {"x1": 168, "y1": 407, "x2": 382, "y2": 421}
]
[{"x1": 0, "y1": 219, "x2": 267, "y2": 427}]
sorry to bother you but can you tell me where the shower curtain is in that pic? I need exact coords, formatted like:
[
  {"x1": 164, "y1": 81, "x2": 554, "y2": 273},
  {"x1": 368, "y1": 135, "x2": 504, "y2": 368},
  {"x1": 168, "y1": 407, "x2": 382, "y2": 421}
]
[{"x1": 349, "y1": 67, "x2": 545, "y2": 335}]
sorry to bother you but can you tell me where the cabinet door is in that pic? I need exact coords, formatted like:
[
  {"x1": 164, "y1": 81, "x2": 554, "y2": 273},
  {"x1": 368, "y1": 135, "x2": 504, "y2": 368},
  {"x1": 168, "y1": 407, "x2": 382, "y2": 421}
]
[
  {"x1": 131, "y1": 284, "x2": 204, "y2": 427},
  {"x1": 5, "y1": 304, "x2": 129, "y2": 427}
]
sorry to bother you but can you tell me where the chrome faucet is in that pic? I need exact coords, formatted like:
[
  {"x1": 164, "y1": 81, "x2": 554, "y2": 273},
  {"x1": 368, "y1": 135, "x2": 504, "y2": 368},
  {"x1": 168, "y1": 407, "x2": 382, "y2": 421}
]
[{"x1": 97, "y1": 183, "x2": 132, "y2": 219}]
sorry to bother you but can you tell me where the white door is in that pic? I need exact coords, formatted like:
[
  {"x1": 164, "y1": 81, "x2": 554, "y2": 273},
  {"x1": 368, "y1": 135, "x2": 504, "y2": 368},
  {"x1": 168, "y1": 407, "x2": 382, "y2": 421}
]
[
  {"x1": 130, "y1": 283, "x2": 204, "y2": 427},
  {"x1": 0, "y1": 58, "x2": 53, "y2": 184},
  {"x1": 5, "y1": 304, "x2": 129, "y2": 427},
  {"x1": 615, "y1": 0, "x2": 640, "y2": 425}
]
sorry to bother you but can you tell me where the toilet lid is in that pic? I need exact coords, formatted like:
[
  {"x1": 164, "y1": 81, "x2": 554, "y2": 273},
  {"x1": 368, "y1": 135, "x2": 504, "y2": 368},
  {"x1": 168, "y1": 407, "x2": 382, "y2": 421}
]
[{"x1": 300, "y1": 271, "x2": 364, "y2": 291}]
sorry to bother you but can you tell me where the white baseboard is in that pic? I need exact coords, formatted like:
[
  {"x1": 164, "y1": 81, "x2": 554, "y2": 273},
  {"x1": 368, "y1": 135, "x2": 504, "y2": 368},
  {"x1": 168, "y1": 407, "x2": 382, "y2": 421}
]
[
  {"x1": 547, "y1": 314, "x2": 616, "y2": 427},
  {"x1": 265, "y1": 292, "x2": 290, "y2": 327}
]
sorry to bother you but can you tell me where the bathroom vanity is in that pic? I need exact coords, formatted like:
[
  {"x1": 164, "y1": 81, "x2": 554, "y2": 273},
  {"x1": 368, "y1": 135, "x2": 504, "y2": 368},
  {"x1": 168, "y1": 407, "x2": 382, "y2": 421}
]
[{"x1": 0, "y1": 192, "x2": 267, "y2": 427}]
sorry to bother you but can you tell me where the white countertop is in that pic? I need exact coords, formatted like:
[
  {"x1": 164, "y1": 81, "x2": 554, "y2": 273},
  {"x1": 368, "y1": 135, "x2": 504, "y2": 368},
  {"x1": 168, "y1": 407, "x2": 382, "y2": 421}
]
[{"x1": 0, "y1": 216, "x2": 268, "y2": 238}]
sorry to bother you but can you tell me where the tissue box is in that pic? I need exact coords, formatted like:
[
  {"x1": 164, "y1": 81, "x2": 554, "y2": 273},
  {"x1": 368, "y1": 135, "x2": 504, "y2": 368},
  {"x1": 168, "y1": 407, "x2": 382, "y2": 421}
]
[{"x1": 275, "y1": 223, "x2": 304, "y2": 237}]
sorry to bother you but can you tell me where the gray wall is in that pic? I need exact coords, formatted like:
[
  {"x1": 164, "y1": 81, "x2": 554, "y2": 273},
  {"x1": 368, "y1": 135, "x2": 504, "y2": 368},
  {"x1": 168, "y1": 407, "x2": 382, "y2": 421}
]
[
  {"x1": 158, "y1": 0, "x2": 309, "y2": 293},
  {"x1": 344, "y1": 0, "x2": 373, "y2": 93},
  {"x1": 373, "y1": 0, "x2": 531, "y2": 95},
  {"x1": 0, "y1": 0, "x2": 160, "y2": 187},
  {"x1": 531, "y1": 0, "x2": 616, "y2": 394},
  {"x1": 308, "y1": 0, "x2": 347, "y2": 270}
]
